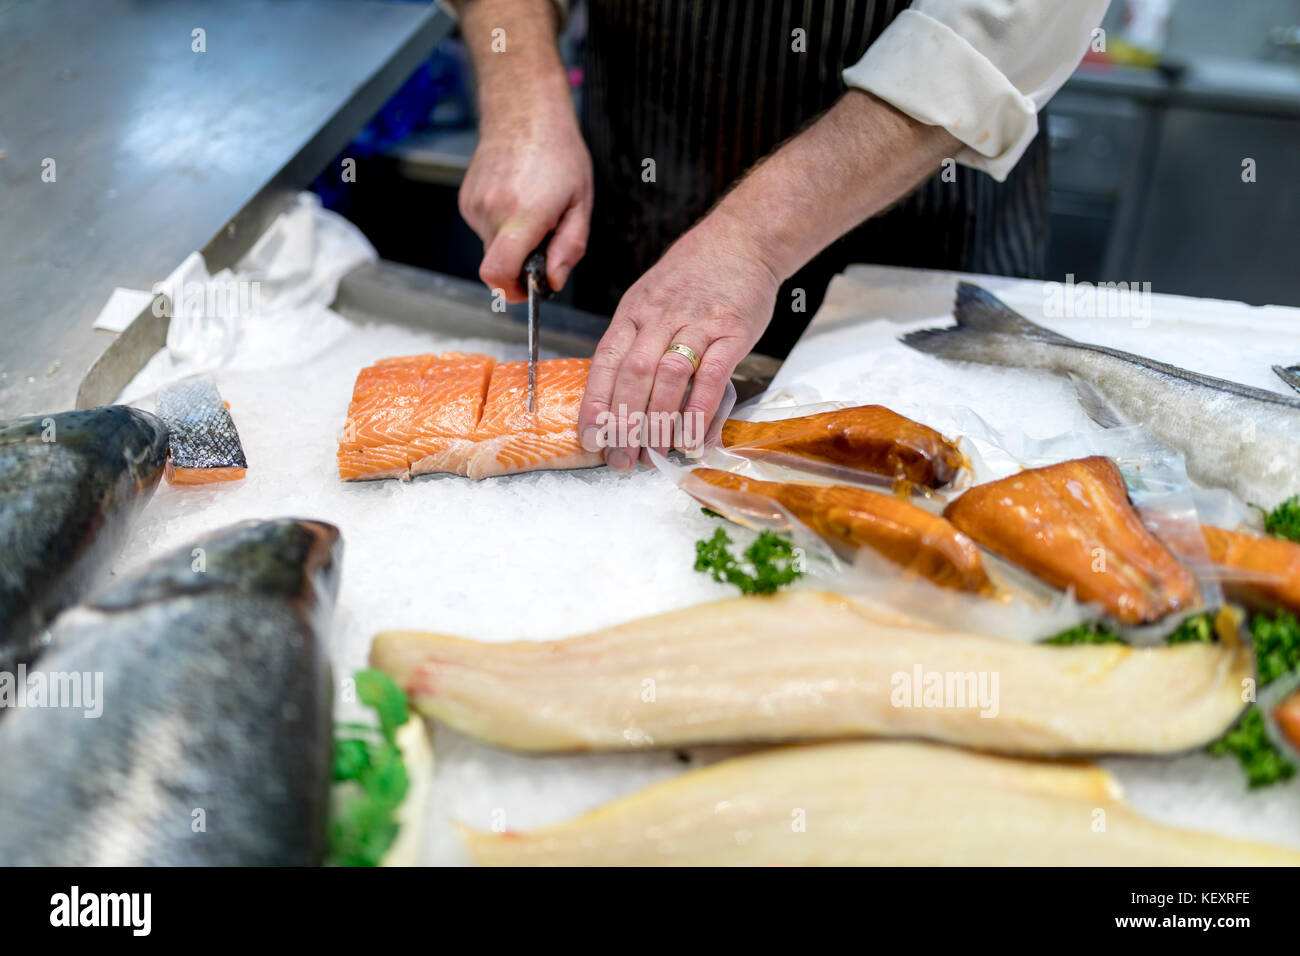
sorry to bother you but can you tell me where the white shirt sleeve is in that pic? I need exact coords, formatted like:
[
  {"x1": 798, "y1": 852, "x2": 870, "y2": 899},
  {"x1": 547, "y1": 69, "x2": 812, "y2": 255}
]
[{"x1": 842, "y1": 0, "x2": 1111, "y2": 181}]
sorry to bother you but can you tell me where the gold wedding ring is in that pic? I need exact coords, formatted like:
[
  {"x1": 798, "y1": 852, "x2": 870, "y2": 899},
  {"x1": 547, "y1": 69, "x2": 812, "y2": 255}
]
[{"x1": 664, "y1": 343, "x2": 701, "y2": 372}]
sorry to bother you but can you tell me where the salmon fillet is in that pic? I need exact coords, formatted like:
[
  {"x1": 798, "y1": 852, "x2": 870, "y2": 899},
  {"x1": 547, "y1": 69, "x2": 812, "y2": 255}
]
[{"x1": 338, "y1": 353, "x2": 601, "y2": 481}]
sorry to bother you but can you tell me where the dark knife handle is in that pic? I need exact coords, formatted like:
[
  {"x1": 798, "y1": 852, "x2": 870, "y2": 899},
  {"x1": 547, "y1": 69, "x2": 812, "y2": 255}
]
[{"x1": 520, "y1": 238, "x2": 554, "y2": 301}]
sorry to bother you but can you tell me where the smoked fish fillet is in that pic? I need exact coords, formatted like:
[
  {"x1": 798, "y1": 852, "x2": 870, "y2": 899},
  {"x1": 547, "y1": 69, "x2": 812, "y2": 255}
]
[
  {"x1": 1275, "y1": 690, "x2": 1300, "y2": 753},
  {"x1": 719, "y1": 405, "x2": 965, "y2": 488},
  {"x1": 338, "y1": 353, "x2": 600, "y2": 481},
  {"x1": 156, "y1": 377, "x2": 247, "y2": 484},
  {"x1": 371, "y1": 590, "x2": 1249, "y2": 755},
  {"x1": 1200, "y1": 524, "x2": 1300, "y2": 615},
  {"x1": 685, "y1": 468, "x2": 992, "y2": 593},
  {"x1": 461, "y1": 741, "x2": 1300, "y2": 866},
  {"x1": 944, "y1": 456, "x2": 1198, "y2": 624}
]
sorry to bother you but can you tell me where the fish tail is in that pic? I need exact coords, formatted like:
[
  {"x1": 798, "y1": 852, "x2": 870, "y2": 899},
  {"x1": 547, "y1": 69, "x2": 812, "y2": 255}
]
[
  {"x1": 901, "y1": 283, "x2": 1074, "y2": 364},
  {"x1": 1272, "y1": 365, "x2": 1300, "y2": 396}
]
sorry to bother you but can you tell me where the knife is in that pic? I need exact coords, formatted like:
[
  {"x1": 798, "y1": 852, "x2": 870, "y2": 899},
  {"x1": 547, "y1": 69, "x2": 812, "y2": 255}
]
[{"x1": 520, "y1": 239, "x2": 553, "y2": 414}]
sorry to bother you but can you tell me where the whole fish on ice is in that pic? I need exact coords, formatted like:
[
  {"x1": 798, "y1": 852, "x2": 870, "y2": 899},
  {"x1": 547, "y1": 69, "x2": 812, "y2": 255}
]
[
  {"x1": 0, "y1": 518, "x2": 339, "y2": 865},
  {"x1": 902, "y1": 283, "x2": 1300, "y2": 509},
  {"x1": 0, "y1": 405, "x2": 168, "y2": 665}
]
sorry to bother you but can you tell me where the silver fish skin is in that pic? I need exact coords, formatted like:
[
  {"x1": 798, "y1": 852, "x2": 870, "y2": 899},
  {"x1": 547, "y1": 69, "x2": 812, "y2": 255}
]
[
  {"x1": 902, "y1": 284, "x2": 1300, "y2": 510},
  {"x1": 156, "y1": 376, "x2": 247, "y2": 470},
  {"x1": 0, "y1": 518, "x2": 340, "y2": 866},
  {"x1": 0, "y1": 405, "x2": 168, "y2": 664}
]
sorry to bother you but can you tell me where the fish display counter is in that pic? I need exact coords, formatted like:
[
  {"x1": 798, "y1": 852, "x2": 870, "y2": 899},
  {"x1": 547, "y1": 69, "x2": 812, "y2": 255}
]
[{"x1": 5, "y1": 198, "x2": 1300, "y2": 867}]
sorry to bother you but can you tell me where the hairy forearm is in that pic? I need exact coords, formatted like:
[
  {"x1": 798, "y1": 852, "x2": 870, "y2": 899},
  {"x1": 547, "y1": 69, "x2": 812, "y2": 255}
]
[
  {"x1": 453, "y1": 0, "x2": 571, "y2": 131},
  {"x1": 710, "y1": 90, "x2": 960, "y2": 283}
]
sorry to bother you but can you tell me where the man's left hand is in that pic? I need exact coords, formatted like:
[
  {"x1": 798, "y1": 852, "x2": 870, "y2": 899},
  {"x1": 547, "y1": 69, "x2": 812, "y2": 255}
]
[{"x1": 577, "y1": 209, "x2": 781, "y2": 469}]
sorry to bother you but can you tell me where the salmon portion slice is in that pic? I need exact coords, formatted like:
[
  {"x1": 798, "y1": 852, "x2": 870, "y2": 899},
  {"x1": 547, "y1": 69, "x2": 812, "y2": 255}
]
[
  {"x1": 156, "y1": 377, "x2": 248, "y2": 486},
  {"x1": 720, "y1": 405, "x2": 965, "y2": 488},
  {"x1": 1200, "y1": 525, "x2": 1300, "y2": 615},
  {"x1": 468, "y1": 359, "x2": 601, "y2": 479},
  {"x1": 338, "y1": 353, "x2": 600, "y2": 481},
  {"x1": 338, "y1": 444, "x2": 414, "y2": 482},
  {"x1": 944, "y1": 456, "x2": 1198, "y2": 624},
  {"x1": 687, "y1": 468, "x2": 992, "y2": 593},
  {"x1": 340, "y1": 353, "x2": 494, "y2": 453},
  {"x1": 416, "y1": 353, "x2": 496, "y2": 440},
  {"x1": 340, "y1": 360, "x2": 429, "y2": 452}
]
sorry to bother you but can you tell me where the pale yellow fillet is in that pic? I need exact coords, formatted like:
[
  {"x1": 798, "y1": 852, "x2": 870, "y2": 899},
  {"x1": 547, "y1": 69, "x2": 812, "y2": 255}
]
[
  {"x1": 380, "y1": 717, "x2": 434, "y2": 867},
  {"x1": 460, "y1": 741, "x2": 1300, "y2": 866},
  {"x1": 371, "y1": 591, "x2": 1250, "y2": 755}
]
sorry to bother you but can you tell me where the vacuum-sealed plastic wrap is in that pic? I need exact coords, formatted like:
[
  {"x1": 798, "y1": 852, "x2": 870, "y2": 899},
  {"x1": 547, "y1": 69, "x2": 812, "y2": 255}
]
[
  {"x1": 718, "y1": 403, "x2": 968, "y2": 492},
  {"x1": 1263, "y1": 669, "x2": 1300, "y2": 763},
  {"x1": 658, "y1": 396, "x2": 1229, "y2": 642}
]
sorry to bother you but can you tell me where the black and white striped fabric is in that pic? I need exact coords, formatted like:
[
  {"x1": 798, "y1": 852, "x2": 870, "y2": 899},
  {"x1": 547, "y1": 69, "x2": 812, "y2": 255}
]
[{"x1": 575, "y1": 0, "x2": 1050, "y2": 356}]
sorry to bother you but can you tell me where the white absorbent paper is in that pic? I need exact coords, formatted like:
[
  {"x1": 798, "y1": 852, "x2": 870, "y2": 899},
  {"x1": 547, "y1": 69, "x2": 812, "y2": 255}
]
[
  {"x1": 120, "y1": 193, "x2": 376, "y2": 403},
  {"x1": 92, "y1": 287, "x2": 155, "y2": 333}
]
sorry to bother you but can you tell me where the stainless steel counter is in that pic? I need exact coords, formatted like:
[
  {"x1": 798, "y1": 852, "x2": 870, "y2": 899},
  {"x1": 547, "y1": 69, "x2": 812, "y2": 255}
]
[{"x1": 0, "y1": 0, "x2": 452, "y2": 416}]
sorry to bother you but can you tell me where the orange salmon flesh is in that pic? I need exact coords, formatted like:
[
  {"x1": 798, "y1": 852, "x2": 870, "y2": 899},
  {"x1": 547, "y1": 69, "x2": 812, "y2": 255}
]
[{"x1": 338, "y1": 353, "x2": 602, "y2": 481}]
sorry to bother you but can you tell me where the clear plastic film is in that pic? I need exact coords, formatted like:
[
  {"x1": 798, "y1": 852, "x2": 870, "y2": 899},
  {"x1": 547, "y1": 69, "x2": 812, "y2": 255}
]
[
  {"x1": 713, "y1": 395, "x2": 976, "y2": 500},
  {"x1": 655, "y1": 397, "x2": 1236, "y2": 643},
  {"x1": 1260, "y1": 668, "x2": 1300, "y2": 763}
]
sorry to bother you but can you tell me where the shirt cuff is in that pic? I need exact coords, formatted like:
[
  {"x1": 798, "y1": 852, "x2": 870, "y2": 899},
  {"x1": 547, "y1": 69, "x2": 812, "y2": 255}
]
[{"x1": 842, "y1": 9, "x2": 1038, "y2": 182}]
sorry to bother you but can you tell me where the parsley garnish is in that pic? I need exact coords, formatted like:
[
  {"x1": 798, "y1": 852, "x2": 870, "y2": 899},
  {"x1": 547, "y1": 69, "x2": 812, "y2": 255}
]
[
  {"x1": 1184, "y1": 610, "x2": 1300, "y2": 788},
  {"x1": 1262, "y1": 495, "x2": 1300, "y2": 543},
  {"x1": 1167, "y1": 612, "x2": 1216, "y2": 644},
  {"x1": 1040, "y1": 621, "x2": 1126, "y2": 645},
  {"x1": 693, "y1": 527, "x2": 803, "y2": 595}
]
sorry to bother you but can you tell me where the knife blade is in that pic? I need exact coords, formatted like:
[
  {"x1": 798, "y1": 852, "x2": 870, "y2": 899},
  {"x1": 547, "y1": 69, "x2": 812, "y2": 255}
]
[{"x1": 520, "y1": 240, "x2": 553, "y2": 414}]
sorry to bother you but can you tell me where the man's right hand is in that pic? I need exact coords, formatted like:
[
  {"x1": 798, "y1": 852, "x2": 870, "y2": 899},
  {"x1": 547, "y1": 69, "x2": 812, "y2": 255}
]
[
  {"x1": 455, "y1": 0, "x2": 592, "y2": 302},
  {"x1": 459, "y1": 96, "x2": 592, "y2": 303}
]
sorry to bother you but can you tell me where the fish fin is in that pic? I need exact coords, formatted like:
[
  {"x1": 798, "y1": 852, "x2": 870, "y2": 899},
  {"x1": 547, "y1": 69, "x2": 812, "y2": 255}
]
[
  {"x1": 1272, "y1": 365, "x2": 1300, "y2": 395},
  {"x1": 1067, "y1": 373, "x2": 1127, "y2": 429},
  {"x1": 901, "y1": 283, "x2": 1074, "y2": 361}
]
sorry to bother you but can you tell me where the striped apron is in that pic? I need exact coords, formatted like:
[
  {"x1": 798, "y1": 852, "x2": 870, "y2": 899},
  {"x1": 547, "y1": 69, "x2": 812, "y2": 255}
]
[{"x1": 576, "y1": 0, "x2": 1050, "y2": 356}]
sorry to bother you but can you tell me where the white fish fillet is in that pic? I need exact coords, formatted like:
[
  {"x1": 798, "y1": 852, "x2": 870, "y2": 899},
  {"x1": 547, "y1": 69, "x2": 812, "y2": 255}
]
[
  {"x1": 371, "y1": 591, "x2": 1250, "y2": 755},
  {"x1": 380, "y1": 717, "x2": 434, "y2": 867},
  {"x1": 462, "y1": 740, "x2": 1300, "y2": 865}
]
